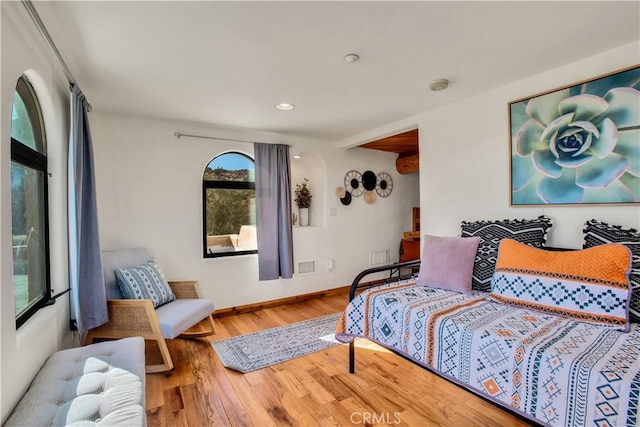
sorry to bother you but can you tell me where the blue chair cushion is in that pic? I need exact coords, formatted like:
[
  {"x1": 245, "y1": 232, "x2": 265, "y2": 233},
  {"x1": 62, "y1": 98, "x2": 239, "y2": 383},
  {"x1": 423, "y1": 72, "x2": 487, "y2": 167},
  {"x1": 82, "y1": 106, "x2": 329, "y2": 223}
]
[{"x1": 155, "y1": 298, "x2": 215, "y2": 339}]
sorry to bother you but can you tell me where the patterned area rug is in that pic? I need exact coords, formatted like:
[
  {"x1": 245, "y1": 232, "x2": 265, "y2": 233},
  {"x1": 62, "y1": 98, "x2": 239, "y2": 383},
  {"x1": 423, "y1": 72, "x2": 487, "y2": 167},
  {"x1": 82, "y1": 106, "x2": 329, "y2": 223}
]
[{"x1": 211, "y1": 313, "x2": 342, "y2": 373}]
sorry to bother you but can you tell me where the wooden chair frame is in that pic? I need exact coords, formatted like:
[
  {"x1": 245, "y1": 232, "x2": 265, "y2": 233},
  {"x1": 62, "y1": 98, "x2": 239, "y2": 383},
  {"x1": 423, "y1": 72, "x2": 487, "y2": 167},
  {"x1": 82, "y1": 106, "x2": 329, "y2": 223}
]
[{"x1": 84, "y1": 280, "x2": 215, "y2": 373}]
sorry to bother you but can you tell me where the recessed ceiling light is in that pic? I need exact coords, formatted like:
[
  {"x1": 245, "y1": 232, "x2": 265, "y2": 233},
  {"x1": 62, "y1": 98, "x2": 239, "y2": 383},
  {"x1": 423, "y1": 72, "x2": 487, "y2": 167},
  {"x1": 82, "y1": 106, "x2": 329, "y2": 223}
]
[
  {"x1": 430, "y1": 79, "x2": 449, "y2": 91},
  {"x1": 275, "y1": 103, "x2": 295, "y2": 111},
  {"x1": 293, "y1": 155, "x2": 302, "y2": 159}
]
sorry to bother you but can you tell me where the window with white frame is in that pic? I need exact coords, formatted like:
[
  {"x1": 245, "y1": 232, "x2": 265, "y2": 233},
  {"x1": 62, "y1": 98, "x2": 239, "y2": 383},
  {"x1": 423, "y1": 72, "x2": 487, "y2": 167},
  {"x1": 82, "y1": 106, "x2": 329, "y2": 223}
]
[
  {"x1": 10, "y1": 75, "x2": 51, "y2": 328},
  {"x1": 203, "y1": 152, "x2": 257, "y2": 257}
]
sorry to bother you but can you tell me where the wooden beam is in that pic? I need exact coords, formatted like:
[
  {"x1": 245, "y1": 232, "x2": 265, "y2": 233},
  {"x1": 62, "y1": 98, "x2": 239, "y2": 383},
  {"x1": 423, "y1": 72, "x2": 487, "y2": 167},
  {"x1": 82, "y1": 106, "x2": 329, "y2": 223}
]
[
  {"x1": 360, "y1": 129, "x2": 418, "y2": 155},
  {"x1": 396, "y1": 153, "x2": 419, "y2": 174}
]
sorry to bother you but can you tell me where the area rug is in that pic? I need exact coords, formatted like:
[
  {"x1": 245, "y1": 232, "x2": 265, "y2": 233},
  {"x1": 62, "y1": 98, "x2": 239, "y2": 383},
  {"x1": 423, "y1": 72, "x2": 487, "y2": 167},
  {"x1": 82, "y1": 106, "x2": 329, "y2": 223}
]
[{"x1": 211, "y1": 313, "x2": 342, "y2": 373}]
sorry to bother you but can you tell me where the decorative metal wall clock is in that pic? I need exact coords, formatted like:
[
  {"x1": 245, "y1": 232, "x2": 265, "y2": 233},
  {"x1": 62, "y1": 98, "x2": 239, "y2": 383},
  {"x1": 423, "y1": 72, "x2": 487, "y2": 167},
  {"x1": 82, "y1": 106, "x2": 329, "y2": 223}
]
[
  {"x1": 344, "y1": 170, "x2": 364, "y2": 197},
  {"x1": 339, "y1": 170, "x2": 394, "y2": 205},
  {"x1": 375, "y1": 172, "x2": 393, "y2": 197}
]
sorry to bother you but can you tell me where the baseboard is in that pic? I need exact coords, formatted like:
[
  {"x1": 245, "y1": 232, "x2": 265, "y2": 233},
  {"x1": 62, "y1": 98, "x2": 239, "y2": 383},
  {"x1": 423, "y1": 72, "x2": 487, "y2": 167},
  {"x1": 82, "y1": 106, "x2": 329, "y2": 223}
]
[{"x1": 213, "y1": 285, "x2": 350, "y2": 318}]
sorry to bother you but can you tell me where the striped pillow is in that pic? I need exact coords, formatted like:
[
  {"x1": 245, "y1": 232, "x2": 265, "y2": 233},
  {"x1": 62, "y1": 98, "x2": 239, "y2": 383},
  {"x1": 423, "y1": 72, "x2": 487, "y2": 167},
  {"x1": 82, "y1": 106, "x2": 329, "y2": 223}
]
[
  {"x1": 583, "y1": 219, "x2": 640, "y2": 323},
  {"x1": 489, "y1": 239, "x2": 632, "y2": 331},
  {"x1": 115, "y1": 260, "x2": 176, "y2": 307},
  {"x1": 461, "y1": 216, "x2": 552, "y2": 292}
]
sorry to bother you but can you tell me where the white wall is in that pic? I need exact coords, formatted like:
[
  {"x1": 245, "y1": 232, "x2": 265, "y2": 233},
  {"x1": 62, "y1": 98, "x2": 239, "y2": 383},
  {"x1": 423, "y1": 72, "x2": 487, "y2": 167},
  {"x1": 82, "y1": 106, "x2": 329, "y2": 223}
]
[
  {"x1": 91, "y1": 113, "x2": 419, "y2": 309},
  {"x1": 418, "y1": 42, "x2": 640, "y2": 247},
  {"x1": 1, "y1": 2, "x2": 71, "y2": 422}
]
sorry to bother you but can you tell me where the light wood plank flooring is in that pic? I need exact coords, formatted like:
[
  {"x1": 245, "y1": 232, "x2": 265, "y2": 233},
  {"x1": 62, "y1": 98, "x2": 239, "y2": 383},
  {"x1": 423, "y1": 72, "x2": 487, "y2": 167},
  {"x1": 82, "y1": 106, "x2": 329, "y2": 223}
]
[{"x1": 146, "y1": 290, "x2": 533, "y2": 426}]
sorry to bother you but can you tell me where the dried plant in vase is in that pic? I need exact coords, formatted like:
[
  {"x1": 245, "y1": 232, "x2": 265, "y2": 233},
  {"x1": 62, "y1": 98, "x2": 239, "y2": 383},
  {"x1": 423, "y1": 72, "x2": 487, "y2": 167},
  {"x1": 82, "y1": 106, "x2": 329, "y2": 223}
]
[
  {"x1": 294, "y1": 178, "x2": 312, "y2": 208},
  {"x1": 295, "y1": 178, "x2": 312, "y2": 226}
]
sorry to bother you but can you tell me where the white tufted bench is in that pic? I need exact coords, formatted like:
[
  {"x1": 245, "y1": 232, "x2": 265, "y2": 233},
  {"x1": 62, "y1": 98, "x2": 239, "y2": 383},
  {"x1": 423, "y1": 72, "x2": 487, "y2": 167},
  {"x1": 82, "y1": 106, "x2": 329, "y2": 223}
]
[{"x1": 4, "y1": 337, "x2": 146, "y2": 426}]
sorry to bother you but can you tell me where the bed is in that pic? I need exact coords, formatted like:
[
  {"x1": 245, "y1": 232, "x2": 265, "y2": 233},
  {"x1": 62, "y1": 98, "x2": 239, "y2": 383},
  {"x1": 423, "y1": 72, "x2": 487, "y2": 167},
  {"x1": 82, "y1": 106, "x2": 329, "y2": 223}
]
[{"x1": 336, "y1": 243, "x2": 640, "y2": 427}]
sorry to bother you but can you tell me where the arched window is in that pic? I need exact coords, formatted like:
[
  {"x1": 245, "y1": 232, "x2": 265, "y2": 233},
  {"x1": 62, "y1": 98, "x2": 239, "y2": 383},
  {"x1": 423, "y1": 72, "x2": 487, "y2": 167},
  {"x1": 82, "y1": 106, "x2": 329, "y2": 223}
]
[
  {"x1": 203, "y1": 152, "x2": 257, "y2": 258},
  {"x1": 11, "y1": 75, "x2": 51, "y2": 328}
]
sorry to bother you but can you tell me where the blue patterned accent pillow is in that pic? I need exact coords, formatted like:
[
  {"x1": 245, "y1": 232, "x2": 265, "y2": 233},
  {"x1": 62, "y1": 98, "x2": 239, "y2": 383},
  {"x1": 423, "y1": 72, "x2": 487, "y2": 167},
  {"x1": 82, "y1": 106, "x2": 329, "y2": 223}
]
[
  {"x1": 584, "y1": 219, "x2": 640, "y2": 323},
  {"x1": 461, "y1": 216, "x2": 553, "y2": 292},
  {"x1": 115, "y1": 260, "x2": 176, "y2": 307}
]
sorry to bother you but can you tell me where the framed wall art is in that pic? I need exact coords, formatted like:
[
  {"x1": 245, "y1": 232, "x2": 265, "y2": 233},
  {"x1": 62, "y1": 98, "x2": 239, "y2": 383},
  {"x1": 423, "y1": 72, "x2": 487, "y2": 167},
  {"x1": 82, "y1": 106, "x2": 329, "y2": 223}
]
[{"x1": 509, "y1": 65, "x2": 639, "y2": 206}]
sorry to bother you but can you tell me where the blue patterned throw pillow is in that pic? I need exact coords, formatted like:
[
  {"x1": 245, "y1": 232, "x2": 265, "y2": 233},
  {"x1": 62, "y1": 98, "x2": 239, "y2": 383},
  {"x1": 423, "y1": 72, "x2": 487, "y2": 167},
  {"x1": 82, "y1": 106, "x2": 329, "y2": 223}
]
[
  {"x1": 584, "y1": 219, "x2": 640, "y2": 323},
  {"x1": 461, "y1": 216, "x2": 553, "y2": 292},
  {"x1": 115, "y1": 260, "x2": 176, "y2": 307}
]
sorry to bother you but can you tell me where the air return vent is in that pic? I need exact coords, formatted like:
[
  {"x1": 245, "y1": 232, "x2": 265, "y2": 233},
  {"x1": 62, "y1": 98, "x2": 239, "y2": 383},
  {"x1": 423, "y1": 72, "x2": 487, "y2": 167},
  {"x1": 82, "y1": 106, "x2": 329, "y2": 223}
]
[
  {"x1": 369, "y1": 250, "x2": 390, "y2": 266},
  {"x1": 297, "y1": 260, "x2": 316, "y2": 275}
]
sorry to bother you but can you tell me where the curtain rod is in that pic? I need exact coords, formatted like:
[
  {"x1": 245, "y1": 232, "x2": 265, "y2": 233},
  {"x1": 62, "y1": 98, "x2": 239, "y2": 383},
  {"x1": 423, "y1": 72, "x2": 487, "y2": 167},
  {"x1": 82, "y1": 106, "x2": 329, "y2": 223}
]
[
  {"x1": 174, "y1": 132, "x2": 291, "y2": 147},
  {"x1": 22, "y1": 0, "x2": 92, "y2": 111}
]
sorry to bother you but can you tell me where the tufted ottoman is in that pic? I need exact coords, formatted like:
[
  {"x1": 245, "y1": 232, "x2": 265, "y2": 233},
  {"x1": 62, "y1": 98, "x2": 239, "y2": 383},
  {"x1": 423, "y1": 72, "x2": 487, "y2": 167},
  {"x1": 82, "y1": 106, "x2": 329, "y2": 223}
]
[{"x1": 4, "y1": 337, "x2": 146, "y2": 426}]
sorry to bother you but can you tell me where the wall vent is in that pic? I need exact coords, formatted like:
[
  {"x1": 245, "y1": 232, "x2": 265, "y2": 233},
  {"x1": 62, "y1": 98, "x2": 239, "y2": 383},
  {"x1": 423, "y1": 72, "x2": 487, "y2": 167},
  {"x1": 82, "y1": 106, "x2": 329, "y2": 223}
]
[
  {"x1": 369, "y1": 250, "x2": 390, "y2": 266},
  {"x1": 297, "y1": 260, "x2": 316, "y2": 275}
]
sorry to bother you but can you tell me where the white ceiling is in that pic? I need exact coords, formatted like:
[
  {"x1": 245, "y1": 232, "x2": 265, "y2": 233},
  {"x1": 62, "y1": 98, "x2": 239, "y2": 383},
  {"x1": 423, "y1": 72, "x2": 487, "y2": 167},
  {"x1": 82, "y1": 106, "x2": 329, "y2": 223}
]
[{"x1": 35, "y1": 1, "x2": 639, "y2": 144}]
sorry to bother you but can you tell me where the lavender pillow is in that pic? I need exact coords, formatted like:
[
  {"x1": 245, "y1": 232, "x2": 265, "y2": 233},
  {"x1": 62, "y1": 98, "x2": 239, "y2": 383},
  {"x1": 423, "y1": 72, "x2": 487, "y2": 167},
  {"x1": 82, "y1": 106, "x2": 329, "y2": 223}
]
[{"x1": 416, "y1": 235, "x2": 481, "y2": 294}]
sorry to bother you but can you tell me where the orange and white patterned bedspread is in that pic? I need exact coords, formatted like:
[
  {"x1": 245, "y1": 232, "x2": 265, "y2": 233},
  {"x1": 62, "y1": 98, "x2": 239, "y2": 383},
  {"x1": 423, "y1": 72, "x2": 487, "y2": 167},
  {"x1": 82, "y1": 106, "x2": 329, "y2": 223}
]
[{"x1": 336, "y1": 280, "x2": 640, "y2": 427}]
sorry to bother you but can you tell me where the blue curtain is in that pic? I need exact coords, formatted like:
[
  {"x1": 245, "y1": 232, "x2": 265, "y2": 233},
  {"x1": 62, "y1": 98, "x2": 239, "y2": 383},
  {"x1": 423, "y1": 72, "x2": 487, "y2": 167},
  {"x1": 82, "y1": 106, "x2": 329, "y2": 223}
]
[
  {"x1": 254, "y1": 143, "x2": 294, "y2": 280},
  {"x1": 68, "y1": 84, "x2": 107, "y2": 333}
]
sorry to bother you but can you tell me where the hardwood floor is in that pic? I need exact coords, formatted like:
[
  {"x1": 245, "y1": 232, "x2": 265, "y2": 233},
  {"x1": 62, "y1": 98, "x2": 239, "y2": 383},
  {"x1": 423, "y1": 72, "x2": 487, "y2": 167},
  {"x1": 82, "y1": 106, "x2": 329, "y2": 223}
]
[{"x1": 145, "y1": 290, "x2": 532, "y2": 426}]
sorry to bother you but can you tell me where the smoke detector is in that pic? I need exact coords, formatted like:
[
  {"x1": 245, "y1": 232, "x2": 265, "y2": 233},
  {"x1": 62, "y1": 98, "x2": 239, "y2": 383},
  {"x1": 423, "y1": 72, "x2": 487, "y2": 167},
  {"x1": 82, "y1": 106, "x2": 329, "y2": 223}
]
[
  {"x1": 430, "y1": 79, "x2": 449, "y2": 91},
  {"x1": 344, "y1": 53, "x2": 360, "y2": 63}
]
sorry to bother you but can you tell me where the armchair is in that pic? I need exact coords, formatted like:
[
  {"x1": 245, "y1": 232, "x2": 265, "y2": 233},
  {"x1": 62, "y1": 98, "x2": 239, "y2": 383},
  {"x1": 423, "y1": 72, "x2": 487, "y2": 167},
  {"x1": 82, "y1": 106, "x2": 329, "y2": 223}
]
[{"x1": 84, "y1": 248, "x2": 215, "y2": 373}]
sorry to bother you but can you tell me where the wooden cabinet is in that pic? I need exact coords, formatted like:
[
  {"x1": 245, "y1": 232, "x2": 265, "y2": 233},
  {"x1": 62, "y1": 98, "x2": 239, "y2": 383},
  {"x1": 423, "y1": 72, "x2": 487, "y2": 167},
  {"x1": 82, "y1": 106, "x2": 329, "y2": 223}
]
[{"x1": 412, "y1": 207, "x2": 420, "y2": 232}]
